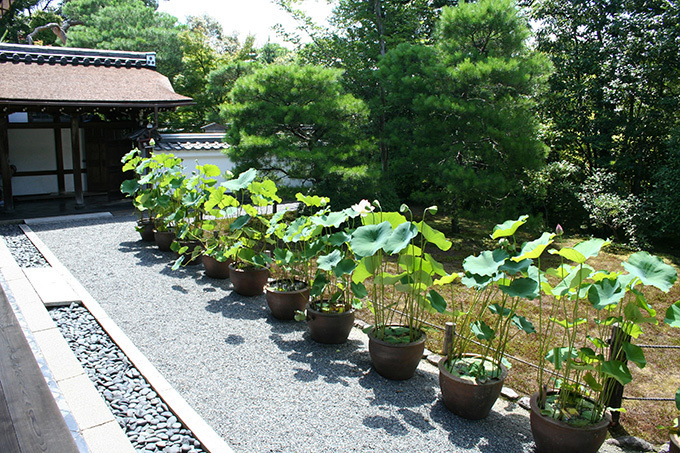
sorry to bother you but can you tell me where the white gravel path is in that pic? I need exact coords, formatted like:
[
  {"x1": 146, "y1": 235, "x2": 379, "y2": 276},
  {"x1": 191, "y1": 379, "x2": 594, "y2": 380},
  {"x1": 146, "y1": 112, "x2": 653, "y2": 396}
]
[{"x1": 30, "y1": 215, "x2": 633, "y2": 453}]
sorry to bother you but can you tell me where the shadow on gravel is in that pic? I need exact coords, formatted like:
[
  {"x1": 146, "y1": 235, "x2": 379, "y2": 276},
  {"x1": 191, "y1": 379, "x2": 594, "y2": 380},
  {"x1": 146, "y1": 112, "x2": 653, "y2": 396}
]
[
  {"x1": 225, "y1": 334, "x2": 245, "y2": 345},
  {"x1": 429, "y1": 399, "x2": 534, "y2": 452},
  {"x1": 265, "y1": 315, "x2": 307, "y2": 334},
  {"x1": 118, "y1": 241, "x2": 173, "y2": 267},
  {"x1": 159, "y1": 262, "x2": 204, "y2": 279},
  {"x1": 205, "y1": 294, "x2": 269, "y2": 320},
  {"x1": 27, "y1": 214, "x2": 137, "y2": 232},
  {"x1": 357, "y1": 368, "x2": 441, "y2": 435},
  {"x1": 359, "y1": 368, "x2": 438, "y2": 408},
  {"x1": 269, "y1": 331, "x2": 368, "y2": 386}
]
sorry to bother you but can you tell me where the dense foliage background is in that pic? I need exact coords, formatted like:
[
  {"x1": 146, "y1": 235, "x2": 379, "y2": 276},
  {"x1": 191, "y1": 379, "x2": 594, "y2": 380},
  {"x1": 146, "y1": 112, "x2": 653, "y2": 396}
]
[{"x1": 3, "y1": 0, "x2": 680, "y2": 248}]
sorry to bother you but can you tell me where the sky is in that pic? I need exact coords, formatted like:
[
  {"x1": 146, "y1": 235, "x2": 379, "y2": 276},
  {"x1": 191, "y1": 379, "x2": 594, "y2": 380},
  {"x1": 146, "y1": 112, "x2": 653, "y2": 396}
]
[{"x1": 157, "y1": 0, "x2": 334, "y2": 48}]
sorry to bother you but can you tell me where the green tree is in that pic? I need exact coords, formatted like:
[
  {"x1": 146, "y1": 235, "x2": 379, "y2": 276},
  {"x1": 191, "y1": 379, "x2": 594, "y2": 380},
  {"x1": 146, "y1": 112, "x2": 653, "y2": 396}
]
[
  {"x1": 223, "y1": 64, "x2": 369, "y2": 187},
  {"x1": 379, "y1": 0, "x2": 549, "y2": 227},
  {"x1": 257, "y1": 41, "x2": 289, "y2": 64},
  {"x1": 163, "y1": 15, "x2": 231, "y2": 130},
  {"x1": 281, "y1": 0, "x2": 454, "y2": 173},
  {"x1": 533, "y1": 0, "x2": 680, "y2": 196},
  {"x1": 203, "y1": 60, "x2": 257, "y2": 125},
  {"x1": 1, "y1": 0, "x2": 53, "y2": 43},
  {"x1": 62, "y1": 0, "x2": 184, "y2": 80}
]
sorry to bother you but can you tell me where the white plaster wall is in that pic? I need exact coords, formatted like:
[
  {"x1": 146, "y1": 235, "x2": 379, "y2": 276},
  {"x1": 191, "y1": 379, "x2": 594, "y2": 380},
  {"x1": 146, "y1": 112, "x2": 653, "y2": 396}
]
[
  {"x1": 171, "y1": 150, "x2": 307, "y2": 188},
  {"x1": 173, "y1": 150, "x2": 236, "y2": 184},
  {"x1": 7, "y1": 128, "x2": 87, "y2": 196}
]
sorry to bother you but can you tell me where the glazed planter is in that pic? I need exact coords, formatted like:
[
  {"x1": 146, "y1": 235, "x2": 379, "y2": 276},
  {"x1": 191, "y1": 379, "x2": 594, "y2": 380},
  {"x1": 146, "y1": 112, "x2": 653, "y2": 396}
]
[
  {"x1": 368, "y1": 327, "x2": 426, "y2": 380},
  {"x1": 177, "y1": 240, "x2": 202, "y2": 266},
  {"x1": 154, "y1": 230, "x2": 176, "y2": 251},
  {"x1": 229, "y1": 263, "x2": 270, "y2": 297},
  {"x1": 137, "y1": 219, "x2": 155, "y2": 242},
  {"x1": 438, "y1": 354, "x2": 508, "y2": 420},
  {"x1": 530, "y1": 391, "x2": 611, "y2": 453},
  {"x1": 265, "y1": 280, "x2": 310, "y2": 320},
  {"x1": 202, "y1": 255, "x2": 233, "y2": 279},
  {"x1": 306, "y1": 303, "x2": 355, "y2": 344},
  {"x1": 671, "y1": 433, "x2": 680, "y2": 453}
]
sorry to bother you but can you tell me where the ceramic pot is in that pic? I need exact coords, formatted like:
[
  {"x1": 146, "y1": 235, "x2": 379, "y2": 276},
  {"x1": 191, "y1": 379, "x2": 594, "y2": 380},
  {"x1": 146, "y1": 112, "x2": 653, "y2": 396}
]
[
  {"x1": 530, "y1": 391, "x2": 611, "y2": 453},
  {"x1": 228, "y1": 263, "x2": 270, "y2": 297},
  {"x1": 137, "y1": 219, "x2": 155, "y2": 242},
  {"x1": 306, "y1": 303, "x2": 355, "y2": 344},
  {"x1": 670, "y1": 433, "x2": 679, "y2": 453},
  {"x1": 265, "y1": 280, "x2": 309, "y2": 320},
  {"x1": 438, "y1": 354, "x2": 508, "y2": 420},
  {"x1": 154, "y1": 230, "x2": 176, "y2": 251},
  {"x1": 202, "y1": 255, "x2": 232, "y2": 279},
  {"x1": 177, "y1": 240, "x2": 201, "y2": 265},
  {"x1": 368, "y1": 327, "x2": 425, "y2": 380}
]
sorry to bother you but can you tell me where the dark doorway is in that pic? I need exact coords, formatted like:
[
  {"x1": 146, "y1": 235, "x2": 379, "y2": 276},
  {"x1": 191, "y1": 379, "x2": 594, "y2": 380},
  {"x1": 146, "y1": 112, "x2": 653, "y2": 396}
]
[{"x1": 84, "y1": 123, "x2": 135, "y2": 198}]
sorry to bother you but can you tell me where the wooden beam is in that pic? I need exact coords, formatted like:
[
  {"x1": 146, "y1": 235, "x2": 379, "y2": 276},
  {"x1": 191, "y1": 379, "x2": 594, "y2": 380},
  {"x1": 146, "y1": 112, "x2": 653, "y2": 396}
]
[
  {"x1": 70, "y1": 115, "x2": 84, "y2": 206},
  {"x1": 53, "y1": 119, "x2": 65, "y2": 195},
  {"x1": 0, "y1": 115, "x2": 13, "y2": 212},
  {"x1": 13, "y1": 169, "x2": 75, "y2": 178},
  {"x1": 0, "y1": 289, "x2": 79, "y2": 453},
  {"x1": 8, "y1": 120, "x2": 137, "y2": 130}
]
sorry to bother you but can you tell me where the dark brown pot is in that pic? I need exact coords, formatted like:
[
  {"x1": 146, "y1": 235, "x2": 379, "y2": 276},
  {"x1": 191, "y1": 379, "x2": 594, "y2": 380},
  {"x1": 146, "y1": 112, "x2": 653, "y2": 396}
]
[
  {"x1": 438, "y1": 354, "x2": 508, "y2": 420},
  {"x1": 137, "y1": 220, "x2": 155, "y2": 242},
  {"x1": 530, "y1": 391, "x2": 611, "y2": 453},
  {"x1": 177, "y1": 240, "x2": 201, "y2": 265},
  {"x1": 368, "y1": 327, "x2": 426, "y2": 380},
  {"x1": 202, "y1": 255, "x2": 233, "y2": 279},
  {"x1": 154, "y1": 230, "x2": 176, "y2": 251},
  {"x1": 265, "y1": 281, "x2": 309, "y2": 320},
  {"x1": 229, "y1": 263, "x2": 270, "y2": 297},
  {"x1": 671, "y1": 433, "x2": 680, "y2": 453},
  {"x1": 306, "y1": 303, "x2": 355, "y2": 344}
]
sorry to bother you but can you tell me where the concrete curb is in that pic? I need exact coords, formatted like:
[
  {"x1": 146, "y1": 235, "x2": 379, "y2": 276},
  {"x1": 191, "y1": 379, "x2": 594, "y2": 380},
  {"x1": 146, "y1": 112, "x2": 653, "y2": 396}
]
[{"x1": 21, "y1": 224, "x2": 235, "y2": 453}]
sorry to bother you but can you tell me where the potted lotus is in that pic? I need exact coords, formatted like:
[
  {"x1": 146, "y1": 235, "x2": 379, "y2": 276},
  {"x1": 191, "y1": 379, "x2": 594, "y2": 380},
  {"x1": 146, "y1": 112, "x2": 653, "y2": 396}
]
[
  {"x1": 170, "y1": 164, "x2": 227, "y2": 269},
  {"x1": 438, "y1": 215, "x2": 541, "y2": 419},
  {"x1": 189, "y1": 170, "x2": 243, "y2": 278},
  {"x1": 668, "y1": 387, "x2": 680, "y2": 453},
  {"x1": 133, "y1": 152, "x2": 185, "y2": 251},
  {"x1": 264, "y1": 202, "x2": 319, "y2": 320},
  {"x1": 530, "y1": 231, "x2": 678, "y2": 453},
  {"x1": 120, "y1": 148, "x2": 156, "y2": 241},
  {"x1": 227, "y1": 170, "x2": 281, "y2": 296},
  {"x1": 351, "y1": 202, "x2": 451, "y2": 380},
  {"x1": 663, "y1": 302, "x2": 680, "y2": 453},
  {"x1": 291, "y1": 196, "x2": 369, "y2": 342}
]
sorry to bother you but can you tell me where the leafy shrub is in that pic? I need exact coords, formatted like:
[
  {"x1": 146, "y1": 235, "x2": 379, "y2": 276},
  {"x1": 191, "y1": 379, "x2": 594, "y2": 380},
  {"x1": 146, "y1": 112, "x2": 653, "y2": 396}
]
[
  {"x1": 523, "y1": 160, "x2": 586, "y2": 231},
  {"x1": 578, "y1": 169, "x2": 647, "y2": 247},
  {"x1": 313, "y1": 165, "x2": 400, "y2": 211},
  {"x1": 648, "y1": 136, "x2": 680, "y2": 242}
]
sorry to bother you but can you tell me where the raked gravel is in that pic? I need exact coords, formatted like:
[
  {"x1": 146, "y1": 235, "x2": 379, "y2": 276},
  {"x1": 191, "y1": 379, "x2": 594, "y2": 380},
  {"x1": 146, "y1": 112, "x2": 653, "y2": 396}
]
[{"x1": 28, "y1": 215, "x2": 634, "y2": 453}]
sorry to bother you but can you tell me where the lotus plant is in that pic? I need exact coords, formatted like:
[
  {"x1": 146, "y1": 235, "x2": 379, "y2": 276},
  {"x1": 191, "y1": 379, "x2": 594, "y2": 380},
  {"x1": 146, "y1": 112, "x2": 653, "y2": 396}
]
[
  {"x1": 351, "y1": 203, "x2": 451, "y2": 343},
  {"x1": 442, "y1": 215, "x2": 540, "y2": 382},
  {"x1": 535, "y1": 232, "x2": 678, "y2": 428}
]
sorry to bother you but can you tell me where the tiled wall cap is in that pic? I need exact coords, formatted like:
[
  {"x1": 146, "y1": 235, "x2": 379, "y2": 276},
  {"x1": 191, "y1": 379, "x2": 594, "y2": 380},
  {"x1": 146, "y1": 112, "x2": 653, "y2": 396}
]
[{"x1": 0, "y1": 49, "x2": 155, "y2": 69}]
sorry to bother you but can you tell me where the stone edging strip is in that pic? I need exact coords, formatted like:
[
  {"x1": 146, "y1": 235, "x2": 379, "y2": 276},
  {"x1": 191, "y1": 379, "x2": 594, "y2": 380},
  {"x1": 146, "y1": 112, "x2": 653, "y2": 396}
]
[
  {"x1": 0, "y1": 233, "x2": 123, "y2": 452},
  {"x1": 24, "y1": 212, "x2": 114, "y2": 226},
  {"x1": 21, "y1": 223, "x2": 235, "y2": 453}
]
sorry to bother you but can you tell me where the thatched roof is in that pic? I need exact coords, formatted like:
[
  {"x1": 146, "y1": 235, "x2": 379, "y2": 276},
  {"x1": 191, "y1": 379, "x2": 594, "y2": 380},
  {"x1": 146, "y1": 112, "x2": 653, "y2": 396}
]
[{"x1": 0, "y1": 43, "x2": 193, "y2": 109}]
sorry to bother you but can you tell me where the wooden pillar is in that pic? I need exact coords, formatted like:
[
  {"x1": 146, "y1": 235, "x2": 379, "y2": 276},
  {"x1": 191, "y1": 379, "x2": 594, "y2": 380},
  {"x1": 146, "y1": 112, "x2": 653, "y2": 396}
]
[
  {"x1": 443, "y1": 322, "x2": 454, "y2": 356},
  {"x1": 70, "y1": 115, "x2": 84, "y2": 207},
  {"x1": 0, "y1": 115, "x2": 13, "y2": 212},
  {"x1": 53, "y1": 117, "x2": 65, "y2": 195},
  {"x1": 603, "y1": 324, "x2": 630, "y2": 425}
]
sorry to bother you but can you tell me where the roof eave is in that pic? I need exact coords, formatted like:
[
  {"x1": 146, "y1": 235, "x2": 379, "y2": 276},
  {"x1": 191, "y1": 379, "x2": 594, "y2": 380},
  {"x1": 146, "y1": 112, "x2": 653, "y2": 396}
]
[{"x1": 0, "y1": 99, "x2": 195, "y2": 109}]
